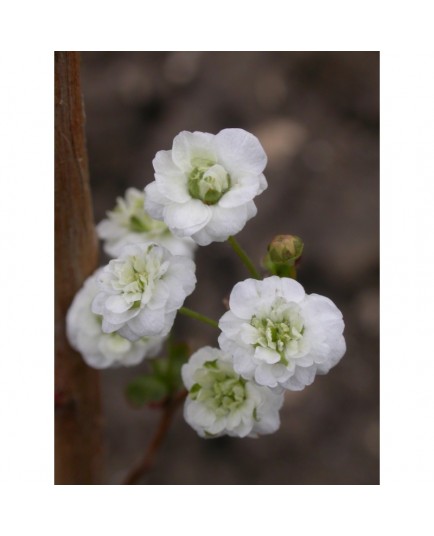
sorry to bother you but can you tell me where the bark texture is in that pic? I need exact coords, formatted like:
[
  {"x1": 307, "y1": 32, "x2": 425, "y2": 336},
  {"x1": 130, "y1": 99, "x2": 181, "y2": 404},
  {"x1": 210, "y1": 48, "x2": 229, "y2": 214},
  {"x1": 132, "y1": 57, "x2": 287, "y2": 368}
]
[{"x1": 55, "y1": 51, "x2": 102, "y2": 484}]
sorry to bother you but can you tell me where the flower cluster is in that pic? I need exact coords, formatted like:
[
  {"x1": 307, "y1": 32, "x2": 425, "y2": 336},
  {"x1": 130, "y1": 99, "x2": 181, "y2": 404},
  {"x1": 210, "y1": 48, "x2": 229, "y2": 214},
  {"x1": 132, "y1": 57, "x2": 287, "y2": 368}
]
[{"x1": 66, "y1": 127, "x2": 346, "y2": 441}]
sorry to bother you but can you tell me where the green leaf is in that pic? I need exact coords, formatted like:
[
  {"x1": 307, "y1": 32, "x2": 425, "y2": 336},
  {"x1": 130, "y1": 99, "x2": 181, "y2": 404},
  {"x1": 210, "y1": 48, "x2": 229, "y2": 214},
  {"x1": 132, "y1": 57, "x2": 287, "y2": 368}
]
[
  {"x1": 126, "y1": 375, "x2": 169, "y2": 407},
  {"x1": 150, "y1": 357, "x2": 170, "y2": 379},
  {"x1": 131, "y1": 340, "x2": 191, "y2": 405}
]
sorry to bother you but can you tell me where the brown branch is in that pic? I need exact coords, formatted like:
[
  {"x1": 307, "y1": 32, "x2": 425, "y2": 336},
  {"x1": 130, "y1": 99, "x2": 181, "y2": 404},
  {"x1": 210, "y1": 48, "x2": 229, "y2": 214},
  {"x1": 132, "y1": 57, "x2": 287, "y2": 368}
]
[
  {"x1": 55, "y1": 51, "x2": 102, "y2": 484},
  {"x1": 123, "y1": 391, "x2": 187, "y2": 485}
]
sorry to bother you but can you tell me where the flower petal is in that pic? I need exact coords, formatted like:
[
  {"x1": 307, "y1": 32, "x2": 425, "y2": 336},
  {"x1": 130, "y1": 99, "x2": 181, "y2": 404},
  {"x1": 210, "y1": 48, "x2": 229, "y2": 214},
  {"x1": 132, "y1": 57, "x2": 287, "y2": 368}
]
[
  {"x1": 163, "y1": 199, "x2": 211, "y2": 235},
  {"x1": 101, "y1": 304, "x2": 140, "y2": 325},
  {"x1": 153, "y1": 150, "x2": 190, "y2": 203},
  {"x1": 105, "y1": 295, "x2": 131, "y2": 314},
  {"x1": 190, "y1": 226, "x2": 213, "y2": 246},
  {"x1": 144, "y1": 182, "x2": 170, "y2": 220},
  {"x1": 147, "y1": 280, "x2": 170, "y2": 310},
  {"x1": 317, "y1": 335, "x2": 346, "y2": 374},
  {"x1": 204, "y1": 204, "x2": 249, "y2": 241},
  {"x1": 303, "y1": 293, "x2": 344, "y2": 333},
  {"x1": 229, "y1": 278, "x2": 261, "y2": 320},
  {"x1": 293, "y1": 365, "x2": 317, "y2": 387},
  {"x1": 218, "y1": 311, "x2": 244, "y2": 338},
  {"x1": 239, "y1": 323, "x2": 260, "y2": 345},
  {"x1": 101, "y1": 317, "x2": 124, "y2": 334},
  {"x1": 258, "y1": 173, "x2": 268, "y2": 194},
  {"x1": 218, "y1": 174, "x2": 262, "y2": 208},
  {"x1": 91, "y1": 292, "x2": 106, "y2": 315},
  {"x1": 279, "y1": 277, "x2": 306, "y2": 303},
  {"x1": 172, "y1": 131, "x2": 217, "y2": 171},
  {"x1": 117, "y1": 323, "x2": 141, "y2": 341},
  {"x1": 254, "y1": 346, "x2": 281, "y2": 364},
  {"x1": 185, "y1": 400, "x2": 216, "y2": 428},
  {"x1": 216, "y1": 128, "x2": 267, "y2": 175},
  {"x1": 232, "y1": 351, "x2": 256, "y2": 378},
  {"x1": 163, "y1": 258, "x2": 197, "y2": 310},
  {"x1": 153, "y1": 149, "x2": 177, "y2": 176},
  {"x1": 245, "y1": 200, "x2": 258, "y2": 220},
  {"x1": 127, "y1": 307, "x2": 172, "y2": 338},
  {"x1": 96, "y1": 219, "x2": 123, "y2": 240},
  {"x1": 254, "y1": 364, "x2": 279, "y2": 388}
]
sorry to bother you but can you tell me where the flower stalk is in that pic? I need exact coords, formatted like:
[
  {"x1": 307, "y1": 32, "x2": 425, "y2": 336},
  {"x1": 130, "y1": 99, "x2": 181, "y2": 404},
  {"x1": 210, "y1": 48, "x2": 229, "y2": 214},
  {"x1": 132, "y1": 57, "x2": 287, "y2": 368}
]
[
  {"x1": 228, "y1": 236, "x2": 261, "y2": 279},
  {"x1": 179, "y1": 307, "x2": 219, "y2": 329}
]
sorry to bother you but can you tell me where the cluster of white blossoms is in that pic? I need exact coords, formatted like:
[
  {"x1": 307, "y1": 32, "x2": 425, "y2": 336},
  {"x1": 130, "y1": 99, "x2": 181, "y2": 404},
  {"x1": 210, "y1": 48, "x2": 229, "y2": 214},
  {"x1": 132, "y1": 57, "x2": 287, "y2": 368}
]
[
  {"x1": 180, "y1": 279, "x2": 345, "y2": 438},
  {"x1": 67, "y1": 186, "x2": 197, "y2": 369},
  {"x1": 66, "y1": 127, "x2": 346, "y2": 440}
]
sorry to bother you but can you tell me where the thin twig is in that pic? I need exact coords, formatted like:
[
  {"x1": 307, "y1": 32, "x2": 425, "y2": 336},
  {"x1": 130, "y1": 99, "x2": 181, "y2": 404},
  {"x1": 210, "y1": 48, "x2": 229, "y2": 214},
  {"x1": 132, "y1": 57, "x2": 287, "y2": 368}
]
[{"x1": 122, "y1": 391, "x2": 187, "y2": 485}]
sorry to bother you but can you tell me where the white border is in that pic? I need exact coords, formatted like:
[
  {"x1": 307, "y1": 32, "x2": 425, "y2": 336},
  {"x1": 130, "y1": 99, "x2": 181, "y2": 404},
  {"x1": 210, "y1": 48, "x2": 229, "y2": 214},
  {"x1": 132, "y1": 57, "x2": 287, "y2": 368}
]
[{"x1": 1, "y1": 1, "x2": 434, "y2": 532}]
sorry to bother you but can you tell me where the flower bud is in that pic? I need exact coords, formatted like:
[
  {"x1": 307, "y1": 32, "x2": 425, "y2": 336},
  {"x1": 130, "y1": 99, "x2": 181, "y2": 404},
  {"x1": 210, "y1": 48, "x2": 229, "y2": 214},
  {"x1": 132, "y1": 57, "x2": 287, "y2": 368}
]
[
  {"x1": 263, "y1": 235, "x2": 304, "y2": 278},
  {"x1": 268, "y1": 235, "x2": 304, "y2": 263}
]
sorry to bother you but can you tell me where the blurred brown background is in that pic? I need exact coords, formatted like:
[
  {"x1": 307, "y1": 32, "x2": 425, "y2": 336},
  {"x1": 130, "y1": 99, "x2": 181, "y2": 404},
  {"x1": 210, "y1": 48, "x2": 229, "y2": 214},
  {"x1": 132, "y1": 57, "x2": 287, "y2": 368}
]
[{"x1": 81, "y1": 51, "x2": 379, "y2": 485}]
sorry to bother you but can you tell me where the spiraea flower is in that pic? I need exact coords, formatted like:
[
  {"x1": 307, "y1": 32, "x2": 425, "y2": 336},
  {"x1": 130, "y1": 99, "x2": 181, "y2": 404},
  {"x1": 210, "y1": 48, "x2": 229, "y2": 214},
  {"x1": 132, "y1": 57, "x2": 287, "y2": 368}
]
[
  {"x1": 144, "y1": 129, "x2": 268, "y2": 246},
  {"x1": 218, "y1": 276, "x2": 346, "y2": 391},
  {"x1": 96, "y1": 187, "x2": 197, "y2": 258},
  {"x1": 66, "y1": 270, "x2": 165, "y2": 369},
  {"x1": 182, "y1": 347, "x2": 284, "y2": 438},
  {"x1": 92, "y1": 242, "x2": 196, "y2": 341}
]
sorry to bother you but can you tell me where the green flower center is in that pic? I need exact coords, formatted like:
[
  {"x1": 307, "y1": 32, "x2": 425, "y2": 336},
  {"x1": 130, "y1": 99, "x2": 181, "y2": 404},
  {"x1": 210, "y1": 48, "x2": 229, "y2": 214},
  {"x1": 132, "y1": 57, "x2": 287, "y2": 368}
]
[
  {"x1": 111, "y1": 192, "x2": 169, "y2": 236},
  {"x1": 128, "y1": 213, "x2": 168, "y2": 235},
  {"x1": 189, "y1": 359, "x2": 247, "y2": 417},
  {"x1": 251, "y1": 306, "x2": 304, "y2": 365},
  {"x1": 187, "y1": 159, "x2": 231, "y2": 205},
  {"x1": 109, "y1": 245, "x2": 168, "y2": 307}
]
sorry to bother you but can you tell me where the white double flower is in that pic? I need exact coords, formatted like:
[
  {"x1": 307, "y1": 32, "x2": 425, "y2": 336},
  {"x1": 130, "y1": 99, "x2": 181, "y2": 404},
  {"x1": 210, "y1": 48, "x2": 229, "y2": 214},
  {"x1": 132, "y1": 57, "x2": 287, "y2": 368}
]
[
  {"x1": 182, "y1": 347, "x2": 283, "y2": 438},
  {"x1": 218, "y1": 276, "x2": 346, "y2": 391},
  {"x1": 92, "y1": 242, "x2": 196, "y2": 341},
  {"x1": 66, "y1": 270, "x2": 165, "y2": 368},
  {"x1": 144, "y1": 128, "x2": 268, "y2": 246}
]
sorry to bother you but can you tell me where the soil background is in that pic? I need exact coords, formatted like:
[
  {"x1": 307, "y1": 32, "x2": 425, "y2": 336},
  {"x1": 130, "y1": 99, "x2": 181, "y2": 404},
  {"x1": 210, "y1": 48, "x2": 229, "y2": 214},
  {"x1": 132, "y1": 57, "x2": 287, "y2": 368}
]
[{"x1": 80, "y1": 51, "x2": 379, "y2": 485}]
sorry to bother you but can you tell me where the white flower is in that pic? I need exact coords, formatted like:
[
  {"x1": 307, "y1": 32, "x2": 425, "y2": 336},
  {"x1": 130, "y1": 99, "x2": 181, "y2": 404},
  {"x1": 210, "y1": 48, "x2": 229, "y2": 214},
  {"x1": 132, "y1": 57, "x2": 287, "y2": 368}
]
[
  {"x1": 66, "y1": 270, "x2": 165, "y2": 369},
  {"x1": 92, "y1": 242, "x2": 196, "y2": 341},
  {"x1": 182, "y1": 347, "x2": 284, "y2": 438},
  {"x1": 218, "y1": 276, "x2": 346, "y2": 391},
  {"x1": 96, "y1": 187, "x2": 197, "y2": 258},
  {"x1": 144, "y1": 129, "x2": 268, "y2": 246}
]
